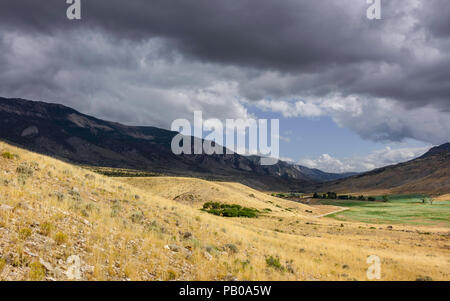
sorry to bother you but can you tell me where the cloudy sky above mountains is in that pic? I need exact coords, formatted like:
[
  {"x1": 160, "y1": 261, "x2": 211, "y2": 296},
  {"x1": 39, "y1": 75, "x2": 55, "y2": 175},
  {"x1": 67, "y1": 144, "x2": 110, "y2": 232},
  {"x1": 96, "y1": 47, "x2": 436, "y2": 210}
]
[{"x1": 0, "y1": 0, "x2": 449, "y2": 172}]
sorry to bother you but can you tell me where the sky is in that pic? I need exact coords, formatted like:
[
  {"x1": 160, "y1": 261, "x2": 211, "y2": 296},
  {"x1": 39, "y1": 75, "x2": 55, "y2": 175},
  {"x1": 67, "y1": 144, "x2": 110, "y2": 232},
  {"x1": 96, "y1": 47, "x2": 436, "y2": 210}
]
[{"x1": 0, "y1": 0, "x2": 449, "y2": 173}]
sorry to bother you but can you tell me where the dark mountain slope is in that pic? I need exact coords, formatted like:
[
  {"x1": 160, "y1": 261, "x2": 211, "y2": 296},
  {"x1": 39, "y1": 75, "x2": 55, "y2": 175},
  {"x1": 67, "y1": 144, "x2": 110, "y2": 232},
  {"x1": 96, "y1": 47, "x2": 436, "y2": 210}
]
[
  {"x1": 311, "y1": 143, "x2": 450, "y2": 195},
  {"x1": 0, "y1": 97, "x2": 351, "y2": 190}
]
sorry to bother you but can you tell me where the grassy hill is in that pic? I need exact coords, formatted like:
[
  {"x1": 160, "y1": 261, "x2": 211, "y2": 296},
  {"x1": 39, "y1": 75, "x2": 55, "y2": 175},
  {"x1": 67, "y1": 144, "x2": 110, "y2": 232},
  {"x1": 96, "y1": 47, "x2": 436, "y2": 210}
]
[{"x1": 0, "y1": 141, "x2": 449, "y2": 281}]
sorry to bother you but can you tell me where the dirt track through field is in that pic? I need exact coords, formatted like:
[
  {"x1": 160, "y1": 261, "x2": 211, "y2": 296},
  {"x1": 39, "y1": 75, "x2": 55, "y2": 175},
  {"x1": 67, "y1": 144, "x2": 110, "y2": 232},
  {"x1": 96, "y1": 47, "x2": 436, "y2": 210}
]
[{"x1": 314, "y1": 207, "x2": 349, "y2": 218}]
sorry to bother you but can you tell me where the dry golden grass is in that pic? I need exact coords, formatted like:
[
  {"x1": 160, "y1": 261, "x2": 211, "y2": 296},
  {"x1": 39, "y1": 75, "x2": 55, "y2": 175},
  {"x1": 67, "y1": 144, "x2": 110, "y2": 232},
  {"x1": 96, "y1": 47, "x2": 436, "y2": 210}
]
[
  {"x1": 0, "y1": 141, "x2": 449, "y2": 281},
  {"x1": 435, "y1": 194, "x2": 450, "y2": 201}
]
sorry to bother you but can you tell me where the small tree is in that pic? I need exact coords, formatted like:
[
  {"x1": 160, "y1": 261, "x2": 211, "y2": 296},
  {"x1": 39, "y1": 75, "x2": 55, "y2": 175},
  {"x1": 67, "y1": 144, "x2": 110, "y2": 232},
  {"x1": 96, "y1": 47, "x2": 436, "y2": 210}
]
[
  {"x1": 382, "y1": 195, "x2": 389, "y2": 202},
  {"x1": 421, "y1": 196, "x2": 433, "y2": 204},
  {"x1": 327, "y1": 192, "x2": 337, "y2": 199}
]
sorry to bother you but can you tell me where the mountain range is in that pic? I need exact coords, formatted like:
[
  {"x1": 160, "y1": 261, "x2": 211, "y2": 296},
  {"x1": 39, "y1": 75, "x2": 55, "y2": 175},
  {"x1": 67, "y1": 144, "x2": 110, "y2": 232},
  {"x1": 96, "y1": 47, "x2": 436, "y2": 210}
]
[
  {"x1": 0, "y1": 97, "x2": 448, "y2": 194},
  {"x1": 0, "y1": 97, "x2": 353, "y2": 190}
]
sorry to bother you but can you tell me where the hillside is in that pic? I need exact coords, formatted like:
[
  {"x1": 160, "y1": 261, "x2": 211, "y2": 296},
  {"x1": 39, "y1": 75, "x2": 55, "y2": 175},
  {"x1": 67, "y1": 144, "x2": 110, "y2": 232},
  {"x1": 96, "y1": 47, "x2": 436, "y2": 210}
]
[
  {"x1": 0, "y1": 97, "x2": 353, "y2": 191},
  {"x1": 311, "y1": 143, "x2": 450, "y2": 195},
  {"x1": 0, "y1": 141, "x2": 449, "y2": 281},
  {"x1": 119, "y1": 177, "x2": 334, "y2": 217}
]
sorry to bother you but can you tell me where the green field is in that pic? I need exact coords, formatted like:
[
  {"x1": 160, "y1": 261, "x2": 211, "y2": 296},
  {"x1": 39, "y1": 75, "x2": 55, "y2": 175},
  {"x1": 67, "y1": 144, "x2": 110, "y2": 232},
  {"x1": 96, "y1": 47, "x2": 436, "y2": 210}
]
[{"x1": 319, "y1": 195, "x2": 450, "y2": 226}]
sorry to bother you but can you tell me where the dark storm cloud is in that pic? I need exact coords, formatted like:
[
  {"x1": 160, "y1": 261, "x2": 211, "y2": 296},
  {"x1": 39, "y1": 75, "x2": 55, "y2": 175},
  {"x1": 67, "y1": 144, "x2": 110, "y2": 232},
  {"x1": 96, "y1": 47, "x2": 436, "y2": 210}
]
[
  {"x1": 418, "y1": 0, "x2": 450, "y2": 38},
  {"x1": 0, "y1": 0, "x2": 449, "y2": 144},
  {"x1": 1, "y1": 0, "x2": 392, "y2": 71},
  {"x1": 1, "y1": 0, "x2": 449, "y2": 110}
]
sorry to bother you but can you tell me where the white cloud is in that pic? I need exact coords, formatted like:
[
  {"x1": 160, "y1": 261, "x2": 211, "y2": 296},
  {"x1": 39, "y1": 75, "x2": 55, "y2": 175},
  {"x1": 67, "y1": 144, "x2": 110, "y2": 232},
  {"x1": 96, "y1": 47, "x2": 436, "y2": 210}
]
[
  {"x1": 254, "y1": 96, "x2": 450, "y2": 145},
  {"x1": 298, "y1": 146, "x2": 431, "y2": 173},
  {"x1": 256, "y1": 99, "x2": 323, "y2": 118}
]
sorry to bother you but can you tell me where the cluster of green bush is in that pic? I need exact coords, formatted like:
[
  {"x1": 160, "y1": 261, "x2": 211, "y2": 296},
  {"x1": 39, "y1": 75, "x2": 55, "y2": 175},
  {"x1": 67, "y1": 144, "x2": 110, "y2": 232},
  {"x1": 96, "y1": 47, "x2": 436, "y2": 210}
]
[
  {"x1": 202, "y1": 202, "x2": 259, "y2": 218},
  {"x1": 1, "y1": 151, "x2": 19, "y2": 160},
  {"x1": 312, "y1": 192, "x2": 385, "y2": 202}
]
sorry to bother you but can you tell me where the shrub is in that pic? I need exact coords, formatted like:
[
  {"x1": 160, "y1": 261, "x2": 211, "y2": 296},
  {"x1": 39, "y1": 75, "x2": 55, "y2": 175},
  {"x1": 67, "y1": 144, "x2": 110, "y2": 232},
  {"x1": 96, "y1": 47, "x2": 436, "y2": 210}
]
[
  {"x1": 39, "y1": 222, "x2": 53, "y2": 236},
  {"x1": 224, "y1": 243, "x2": 239, "y2": 254},
  {"x1": 416, "y1": 276, "x2": 433, "y2": 281},
  {"x1": 202, "y1": 202, "x2": 259, "y2": 218},
  {"x1": 69, "y1": 187, "x2": 81, "y2": 199},
  {"x1": 55, "y1": 192, "x2": 65, "y2": 202},
  {"x1": 382, "y1": 195, "x2": 389, "y2": 202},
  {"x1": 54, "y1": 232, "x2": 68, "y2": 245},
  {"x1": 203, "y1": 202, "x2": 221, "y2": 210},
  {"x1": 326, "y1": 192, "x2": 337, "y2": 199},
  {"x1": 0, "y1": 258, "x2": 6, "y2": 272},
  {"x1": 166, "y1": 270, "x2": 177, "y2": 280},
  {"x1": 16, "y1": 163, "x2": 35, "y2": 177},
  {"x1": 1, "y1": 151, "x2": 18, "y2": 160},
  {"x1": 19, "y1": 228, "x2": 32, "y2": 240},
  {"x1": 110, "y1": 203, "x2": 122, "y2": 217},
  {"x1": 265, "y1": 255, "x2": 285, "y2": 271},
  {"x1": 28, "y1": 262, "x2": 45, "y2": 281},
  {"x1": 312, "y1": 193, "x2": 319, "y2": 198},
  {"x1": 358, "y1": 195, "x2": 366, "y2": 201},
  {"x1": 368, "y1": 197, "x2": 376, "y2": 202},
  {"x1": 130, "y1": 211, "x2": 145, "y2": 223}
]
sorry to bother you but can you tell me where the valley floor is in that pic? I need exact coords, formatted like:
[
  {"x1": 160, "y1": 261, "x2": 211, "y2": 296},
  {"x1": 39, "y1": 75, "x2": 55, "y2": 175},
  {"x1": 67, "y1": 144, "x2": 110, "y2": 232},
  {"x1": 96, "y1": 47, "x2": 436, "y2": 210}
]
[{"x1": 0, "y1": 141, "x2": 449, "y2": 281}]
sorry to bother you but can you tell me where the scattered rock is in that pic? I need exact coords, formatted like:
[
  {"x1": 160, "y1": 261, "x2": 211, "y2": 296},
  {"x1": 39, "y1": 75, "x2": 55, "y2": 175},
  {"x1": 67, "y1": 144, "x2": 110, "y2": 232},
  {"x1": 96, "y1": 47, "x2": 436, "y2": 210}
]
[
  {"x1": 222, "y1": 274, "x2": 239, "y2": 281},
  {"x1": 342, "y1": 264, "x2": 349, "y2": 269},
  {"x1": 165, "y1": 244, "x2": 181, "y2": 252},
  {"x1": 387, "y1": 226, "x2": 393, "y2": 230},
  {"x1": 203, "y1": 251, "x2": 213, "y2": 261},
  {"x1": 81, "y1": 265, "x2": 94, "y2": 274},
  {"x1": 0, "y1": 204, "x2": 13, "y2": 211},
  {"x1": 39, "y1": 258, "x2": 53, "y2": 272},
  {"x1": 23, "y1": 249, "x2": 38, "y2": 257}
]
